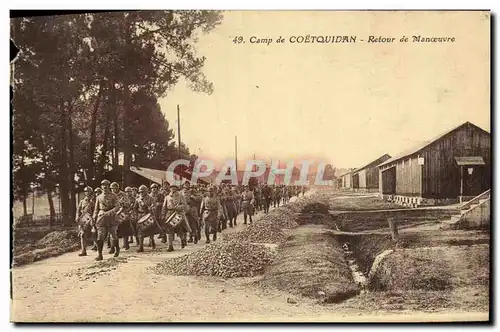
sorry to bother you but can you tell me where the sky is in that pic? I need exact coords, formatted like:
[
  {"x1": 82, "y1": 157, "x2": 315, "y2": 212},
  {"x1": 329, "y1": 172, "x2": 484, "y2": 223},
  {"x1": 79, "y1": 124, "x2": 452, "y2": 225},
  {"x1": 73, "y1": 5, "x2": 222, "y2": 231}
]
[{"x1": 159, "y1": 11, "x2": 490, "y2": 169}]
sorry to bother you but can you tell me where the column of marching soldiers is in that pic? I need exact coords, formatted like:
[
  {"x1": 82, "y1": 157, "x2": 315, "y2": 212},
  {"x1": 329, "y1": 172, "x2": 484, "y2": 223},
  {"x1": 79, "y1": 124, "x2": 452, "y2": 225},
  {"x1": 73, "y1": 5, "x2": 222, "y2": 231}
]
[{"x1": 75, "y1": 180, "x2": 308, "y2": 261}]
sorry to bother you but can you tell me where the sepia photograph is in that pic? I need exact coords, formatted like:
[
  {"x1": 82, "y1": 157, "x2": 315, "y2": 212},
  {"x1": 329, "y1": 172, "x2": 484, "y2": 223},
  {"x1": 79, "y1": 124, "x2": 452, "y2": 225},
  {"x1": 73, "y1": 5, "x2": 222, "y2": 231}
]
[{"x1": 9, "y1": 9, "x2": 491, "y2": 323}]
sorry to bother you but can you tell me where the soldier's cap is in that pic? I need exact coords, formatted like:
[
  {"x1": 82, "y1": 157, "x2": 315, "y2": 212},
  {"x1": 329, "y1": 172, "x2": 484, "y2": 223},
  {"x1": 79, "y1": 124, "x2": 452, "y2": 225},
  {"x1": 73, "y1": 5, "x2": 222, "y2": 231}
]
[
  {"x1": 183, "y1": 182, "x2": 191, "y2": 187},
  {"x1": 139, "y1": 185, "x2": 148, "y2": 192},
  {"x1": 209, "y1": 186, "x2": 217, "y2": 192},
  {"x1": 110, "y1": 182, "x2": 119, "y2": 189},
  {"x1": 170, "y1": 184, "x2": 179, "y2": 189},
  {"x1": 94, "y1": 187, "x2": 103, "y2": 192},
  {"x1": 101, "y1": 179, "x2": 110, "y2": 186},
  {"x1": 125, "y1": 187, "x2": 133, "y2": 192},
  {"x1": 150, "y1": 183, "x2": 159, "y2": 189},
  {"x1": 84, "y1": 186, "x2": 93, "y2": 192}
]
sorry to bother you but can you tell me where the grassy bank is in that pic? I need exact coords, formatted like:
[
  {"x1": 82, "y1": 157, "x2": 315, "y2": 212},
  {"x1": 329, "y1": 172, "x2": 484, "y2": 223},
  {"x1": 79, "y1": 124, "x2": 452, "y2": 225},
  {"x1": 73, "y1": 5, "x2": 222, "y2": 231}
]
[
  {"x1": 259, "y1": 227, "x2": 359, "y2": 303},
  {"x1": 369, "y1": 245, "x2": 489, "y2": 292}
]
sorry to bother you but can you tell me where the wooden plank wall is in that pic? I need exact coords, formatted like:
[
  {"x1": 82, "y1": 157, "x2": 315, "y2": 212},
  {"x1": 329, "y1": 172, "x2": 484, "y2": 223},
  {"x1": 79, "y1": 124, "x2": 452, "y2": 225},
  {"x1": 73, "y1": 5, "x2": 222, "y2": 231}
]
[
  {"x1": 421, "y1": 124, "x2": 491, "y2": 199},
  {"x1": 395, "y1": 155, "x2": 422, "y2": 196}
]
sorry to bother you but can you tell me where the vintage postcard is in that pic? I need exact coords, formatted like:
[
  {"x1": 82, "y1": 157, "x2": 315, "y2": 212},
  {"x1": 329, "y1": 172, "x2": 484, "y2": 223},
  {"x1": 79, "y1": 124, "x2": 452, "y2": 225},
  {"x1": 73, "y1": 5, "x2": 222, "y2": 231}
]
[{"x1": 10, "y1": 10, "x2": 491, "y2": 323}]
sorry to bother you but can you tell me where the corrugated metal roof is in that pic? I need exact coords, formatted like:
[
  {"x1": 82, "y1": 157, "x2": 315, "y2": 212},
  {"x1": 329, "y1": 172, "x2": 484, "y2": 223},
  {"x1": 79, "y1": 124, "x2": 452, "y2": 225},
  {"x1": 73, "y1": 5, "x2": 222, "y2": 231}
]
[
  {"x1": 455, "y1": 156, "x2": 486, "y2": 166},
  {"x1": 378, "y1": 121, "x2": 490, "y2": 168}
]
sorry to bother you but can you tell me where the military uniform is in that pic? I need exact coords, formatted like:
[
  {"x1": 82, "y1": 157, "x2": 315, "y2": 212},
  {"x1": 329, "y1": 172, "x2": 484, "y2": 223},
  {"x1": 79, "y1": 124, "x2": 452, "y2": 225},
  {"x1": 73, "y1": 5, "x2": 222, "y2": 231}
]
[
  {"x1": 218, "y1": 188, "x2": 229, "y2": 231},
  {"x1": 200, "y1": 188, "x2": 221, "y2": 243},
  {"x1": 133, "y1": 187, "x2": 157, "y2": 252},
  {"x1": 150, "y1": 184, "x2": 166, "y2": 243},
  {"x1": 161, "y1": 186, "x2": 190, "y2": 252},
  {"x1": 92, "y1": 181, "x2": 120, "y2": 261},
  {"x1": 241, "y1": 188, "x2": 254, "y2": 224},
  {"x1": 224, "y1": 188, "x2": 237, "y2": 228},
  {"x1": 273, "y1": 187, "x2": 281, "y2": 207},
  {"x1": 117, "y1": 188, "x2": 136, "y2": 250},
  {"x1": 76, "y1": 187, "x2": 95, "y2": 256},
  {"x1": 108, "y1": 183, "x2": 124, "y2": 250},
  {"x1": 233, "y1": 187, "x2": 242, "y2": 214},
  {"x1": 282, "y1": 187, "x2": 288, "y2": 204},
  {"x1": 181, "y1": 184, "x2": 201, "y2": 244},
  {"x1": 253, "y1": 187, "x2": 262, "y2": 212},
  {"x1": 262, "y1": 184, "x2": 272, "y2": 214}
]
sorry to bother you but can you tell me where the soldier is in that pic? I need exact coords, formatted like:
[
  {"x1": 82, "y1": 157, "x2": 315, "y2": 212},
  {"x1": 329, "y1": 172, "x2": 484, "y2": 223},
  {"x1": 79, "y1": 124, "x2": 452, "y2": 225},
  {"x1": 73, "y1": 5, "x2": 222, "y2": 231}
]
[
  {"x1": 274, "y1": 185, "x2": 282, "y2": 207},
  {"x1": 75, "y1": 186, "x2": 95, "y2": 257},
  {"x1": 200, "y1": 186, "x2": 222, "y2": 243},
  {"x1": 241, "y1": 185, "x2": 255, "y2": 224},
  {"x1": 224, "y1": 187, "x2": 237, "y2": 228},
  {"x1": 161, "y1": 184, "x2": 190, "y2": 252},
  {"x1": 282, "y1": 186, "x2": 288, "y2": 205},
  {"x1": 262, "y1": 183, "x2": 272, "y2": 214},
  {"x1": 161, "y1": 182, "x2": 170, "y2": 196},
  {"x1": 218, "y1": 186, "x2": 228, "y2": 232},
  {"x1": 254, "y1": 185, "x2": 262, "y2": 212},
  {"x1": 181, "y1": 182, "x2": 201, "y2": 244},
  {"x1": 110, "y1": 182, "x2": 124, "y2": 198},
  {"x1": 192, "y1": 186, "x2": 204, "y2": 237},
  {"x1": 133, "y1": 185, "x2": 157, "y2": 252},
  {"x1": 92, "y1": 180, "x2": 120, "y2": 261},
  {"x1": 118, "y1": 187, "x2": 136, "y2": 250},
  {"x1": 90, "y1": 187, "x2": 103, "y2": 251},
  {"x1": 233, "y1": 185, "x2": 241, "y2": 215},
  {"x1": 230, "y1": 187, "x2": 239, "y2": 226},
  {"x1": 150, "y1": 183, "x2": 166, "y2": 243},
  {"x1": 128, "y1": 187, "x2": 139, "y2": 244},
  {"x1": 107, "y1": 182, "x2": 124, "y2": 249}
]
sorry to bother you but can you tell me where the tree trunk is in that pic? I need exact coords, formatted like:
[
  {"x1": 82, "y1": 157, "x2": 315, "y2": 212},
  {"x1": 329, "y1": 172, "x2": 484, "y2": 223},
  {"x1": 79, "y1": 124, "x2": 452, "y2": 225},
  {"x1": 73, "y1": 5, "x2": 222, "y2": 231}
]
[
  {"x1": 22, "y1": 197, "x2": 27, "y2": 216},
  {"x1": 58, "y1": 100, "x2": 71, "y2": 226},
  {"x1": 39, "y1": 135, "x2": 56, "y2": 227},
  {"x1": 46, "y1": 191, "x2": 55, "y2": 230},
  {"x1": 112, "y1": 84, "x2": 119, "y2": 169},
  {"x1": 122, "y1": 15, "x2": 133, "y2": 187},
  {"x1": 99, "y1": 90, "x2": 111, "y2": 178},
  {"x1": 88, "y1": 82, "x2": 103, "y2": 187},
  {"x1": 68, "y1": 103, "x2": 77, "y2": 222}
]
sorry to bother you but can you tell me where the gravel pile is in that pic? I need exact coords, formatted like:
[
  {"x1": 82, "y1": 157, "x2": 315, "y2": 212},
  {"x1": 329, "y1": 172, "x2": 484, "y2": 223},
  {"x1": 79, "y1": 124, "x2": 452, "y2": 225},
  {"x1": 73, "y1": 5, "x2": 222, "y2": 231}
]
[
  {"x1": 36, "y1": 230, "x2": 79, "y2": 247},
  {"x1": 224, "y1": 222, "x2": 288, "y2": 244},
  {"x1": 257, "y1": 208, "x2": 299, "y2": 229},
  {"x1": 154, "y1": 240, "x2": 275, "y2": 278},
  {"x1": 13, "y1": 230, "x2": 80, "y2": 267}
]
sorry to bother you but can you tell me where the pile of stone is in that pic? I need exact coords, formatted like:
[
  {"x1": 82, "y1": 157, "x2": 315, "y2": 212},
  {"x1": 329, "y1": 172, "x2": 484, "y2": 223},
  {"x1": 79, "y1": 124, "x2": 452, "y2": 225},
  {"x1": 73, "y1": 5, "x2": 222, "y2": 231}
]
[
  {"x1": 223, "y1": 221, "x2": 288, "y2": 244},
  {"x1": 36, "y1": 230, "x2": 79, "y2": 248},
  {"x1": 154, "y1": 240, "x2": 275, "y2": 278},
  {"x1": 257, "y1": 208, "x2": 299, "y2": 229}
]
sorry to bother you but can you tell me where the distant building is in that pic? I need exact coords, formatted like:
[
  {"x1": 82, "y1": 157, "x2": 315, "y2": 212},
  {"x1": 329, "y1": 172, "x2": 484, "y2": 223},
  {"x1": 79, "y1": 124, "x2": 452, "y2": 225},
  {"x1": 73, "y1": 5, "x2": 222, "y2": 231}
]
[
  {"x1": 338, "y1": 169, "x2": 356, "y2": 189},
  {"x1": 378, "y1": 121, "x2": 491, "y2": 206},
  {"x1": 351, "y1": 154, "x2": 392, "y2": 192}
]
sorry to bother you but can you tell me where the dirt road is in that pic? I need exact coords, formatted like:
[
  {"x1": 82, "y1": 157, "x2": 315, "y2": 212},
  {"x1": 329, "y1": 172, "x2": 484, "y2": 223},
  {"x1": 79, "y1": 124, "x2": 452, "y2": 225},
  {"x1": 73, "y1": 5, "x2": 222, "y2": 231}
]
[{"x1": 10, "y1": 194, "x2": 489, "y2": 323}]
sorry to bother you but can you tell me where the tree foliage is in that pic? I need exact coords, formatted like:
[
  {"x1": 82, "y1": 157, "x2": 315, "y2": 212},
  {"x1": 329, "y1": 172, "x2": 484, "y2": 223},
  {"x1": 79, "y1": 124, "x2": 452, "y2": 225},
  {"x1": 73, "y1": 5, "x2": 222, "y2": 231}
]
[{"x1": 11, "y1": 11, "x2": 223, "y2": 222}]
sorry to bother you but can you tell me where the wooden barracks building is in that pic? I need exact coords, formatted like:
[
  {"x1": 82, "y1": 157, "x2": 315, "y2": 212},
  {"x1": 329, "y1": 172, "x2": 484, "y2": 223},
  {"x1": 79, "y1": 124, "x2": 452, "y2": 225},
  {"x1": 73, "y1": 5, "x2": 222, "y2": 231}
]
[
  {"x1": 378, "y1": 122, "x2": 491, "y2": 206},
  {"x1": 351, "y1": 154, "x2": 392, "y2": 192}
]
